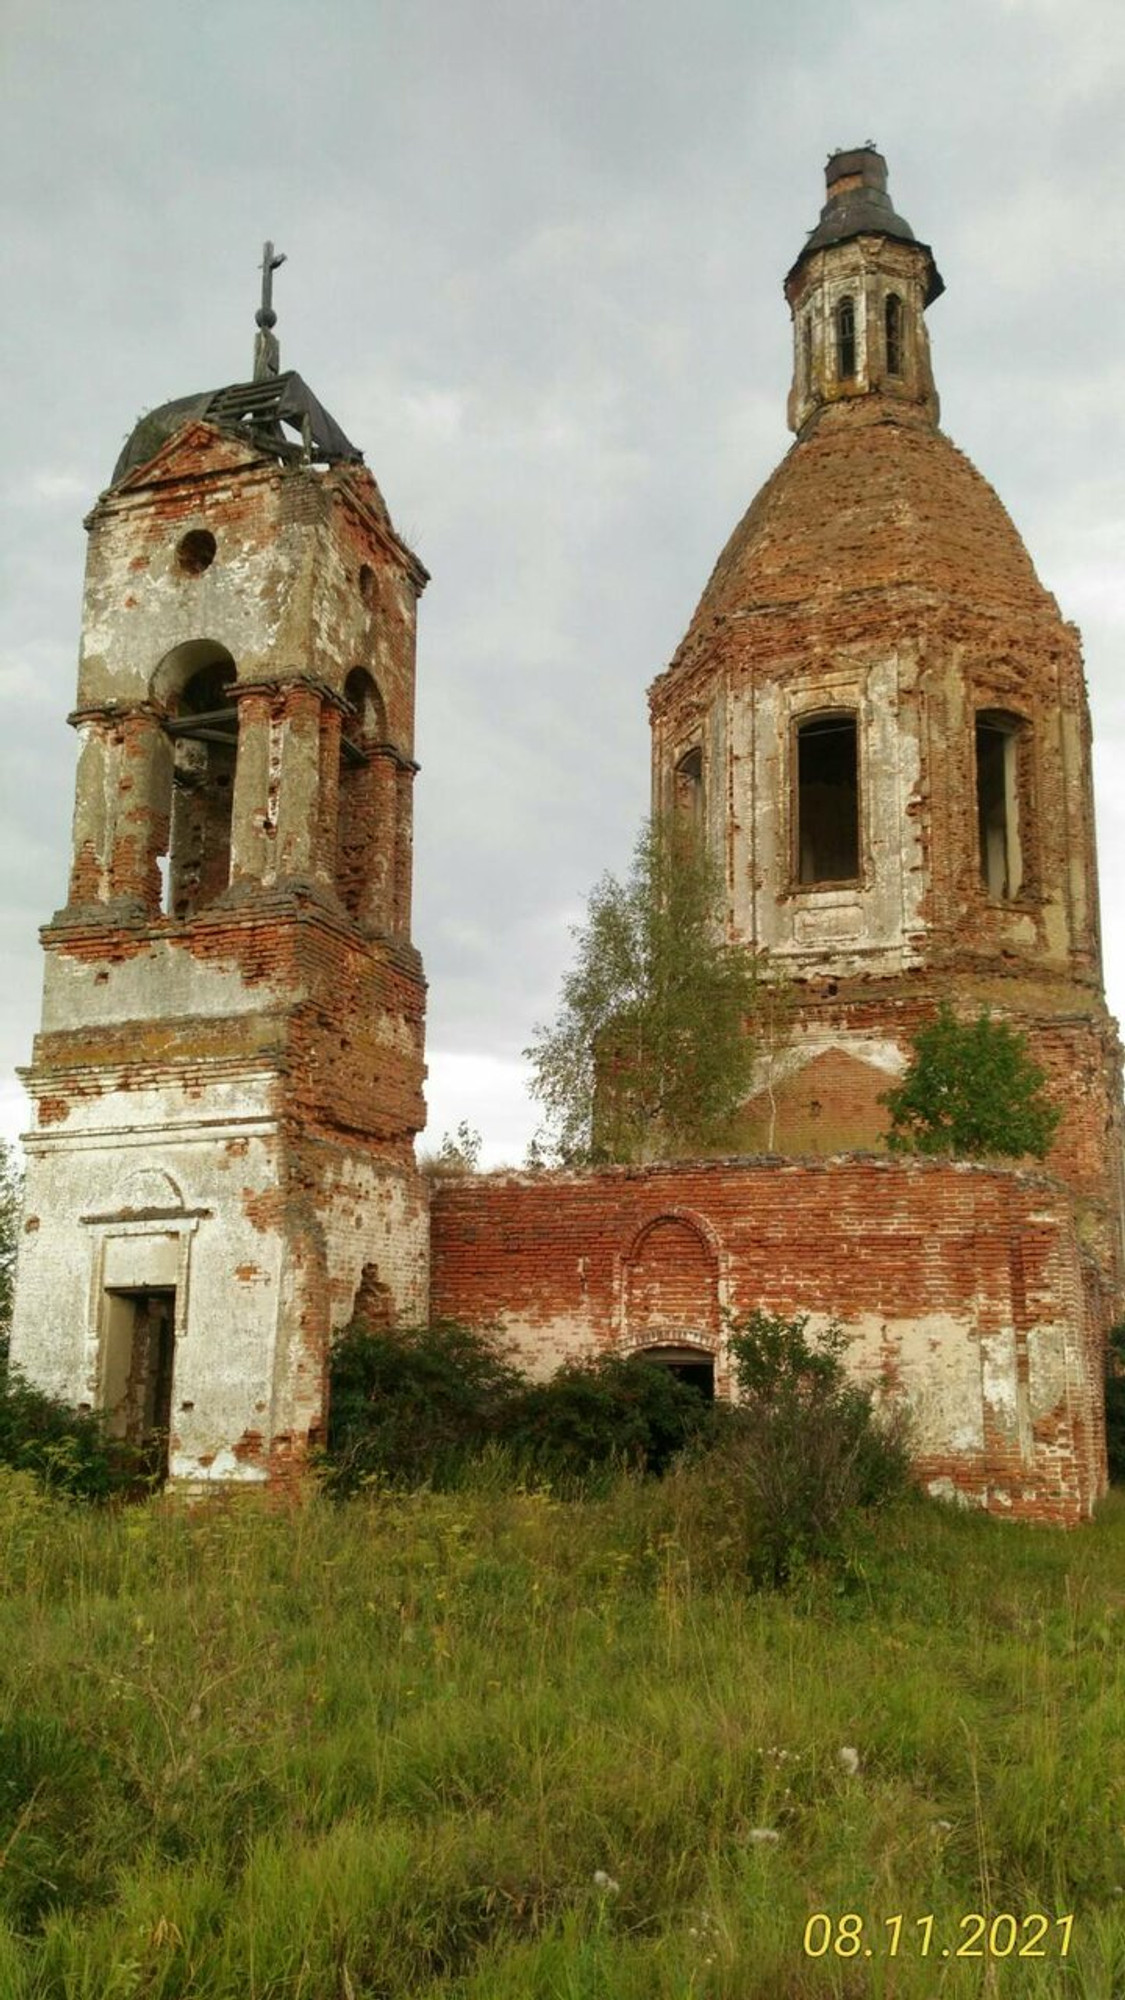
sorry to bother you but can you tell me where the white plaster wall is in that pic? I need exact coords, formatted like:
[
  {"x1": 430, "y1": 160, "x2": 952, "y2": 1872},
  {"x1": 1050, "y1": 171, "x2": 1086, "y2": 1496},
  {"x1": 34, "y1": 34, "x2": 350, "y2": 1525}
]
[
  {"x1": 11, "y1": 1103, "x2": 287, "y2": 1485},
  {"x1": 489, "y1": 1307, "x2": 603, "y2": 1384},
  {"x1": 731, "y1": 652, "x2": 926, "y2": 975},
  {"x1": 266, "y1": 1149, "x2": 430, "y2": 1448},
  {"x1": 79, "y1": 474, "x2": 306, "y2": 705},
  {"x1": 23, "y1": 1066, "x2": 277, "y2": 1144},
  {"x1": 482, "y1": 1294, "x2": 1093, "y2": 1513},
  {"x1": 40, "y1": 939, "x2": 290, "y2": 1031}
]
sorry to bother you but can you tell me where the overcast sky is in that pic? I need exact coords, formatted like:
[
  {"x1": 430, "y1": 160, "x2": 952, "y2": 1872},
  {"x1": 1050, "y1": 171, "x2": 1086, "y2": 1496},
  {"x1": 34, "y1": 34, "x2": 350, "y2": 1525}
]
[{"x1": 2, "y1": 0, "x2": 1124, "y2": 1165}]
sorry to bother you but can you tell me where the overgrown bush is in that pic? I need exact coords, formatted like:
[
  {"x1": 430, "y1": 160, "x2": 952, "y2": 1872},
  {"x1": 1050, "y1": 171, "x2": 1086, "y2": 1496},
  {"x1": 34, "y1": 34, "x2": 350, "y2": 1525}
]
[
  {"x1": 499, "y1": 1352, "x2": 716, "y2": 1483},
  {"x1": 881, "y1": 1002, "x2": 1060, "y2": 1159},
  {"x1": 1106, "y1": 1321, "x2": 1125, "y2": 1484},
  {"x1": 698, "y1": 1309, "x2": 913, "y2": 1585},
  {"x1": 325, "y1": 1323, "x2": 717, "y2": 1494},
  {"x1": 325, "y1": 1319, "x2": 519, "y2": 1492},
  {"x1": 0, "y1": 1369, "x2": 139, "y2": 1500}
]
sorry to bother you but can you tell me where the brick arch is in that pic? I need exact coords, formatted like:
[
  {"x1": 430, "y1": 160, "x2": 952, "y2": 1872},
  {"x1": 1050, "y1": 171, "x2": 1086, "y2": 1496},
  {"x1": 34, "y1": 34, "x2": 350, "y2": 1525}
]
[
  {"x1": 150, "y1": 638, "x2": 236, "y2": 712},
  {"x1": 148, "y1": 641, "x2": 239, "y2": 921},
  {"x1": 623, "y1": 1213, "x2": 720, "y2": 1348}
]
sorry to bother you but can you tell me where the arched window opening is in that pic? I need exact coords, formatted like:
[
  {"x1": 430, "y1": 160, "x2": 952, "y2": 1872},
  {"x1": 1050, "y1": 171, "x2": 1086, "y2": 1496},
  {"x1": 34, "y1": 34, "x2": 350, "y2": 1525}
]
[
  {"x1": 801, "y1": 313, "x2": 813, "y2": 396},
  {"x1": 976, "y1": 711, "x2": 1027, "y2": 900},
  {"x1": 336, "y1": 667, "x2": 388, "y2": 922},
  {"x1": 673, "y1": 745, "x2": 704, "y2": 835},
  {"x1": 796, "y1": 713, "x2": 860, "y2": 885},
  {"x1": 885, "y1": 293, "x2": 904, "y2": 376},
  {"x1": 162, "y1": 645, "x2": 237, "y2": 920},
  {"x1": 836, "y1": 296, "x2": 856, "y2": 380}
]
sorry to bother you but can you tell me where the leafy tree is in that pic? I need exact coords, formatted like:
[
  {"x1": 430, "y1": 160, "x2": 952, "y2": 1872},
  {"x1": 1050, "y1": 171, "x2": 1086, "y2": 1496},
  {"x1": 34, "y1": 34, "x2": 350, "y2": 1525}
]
[
  {"x1": 499, "y1": 1352, "x2": 715, "y2": 1480},
  {"x1": 419, "y1": 1121, "x2": 483, "y2": 1178},
  {"x1": 880, "y1": 1003, "x2": 1060, "y2": 1161},
  {"x1": 525, "y1": 815, "x2": 774, "y2": 1164},
  {"x1": 0, "y1": 1371, "x2": 141, "y2": 1500},
  {"x1": 323, "y1": 1321, "x2": 717, "y2": 1494}
]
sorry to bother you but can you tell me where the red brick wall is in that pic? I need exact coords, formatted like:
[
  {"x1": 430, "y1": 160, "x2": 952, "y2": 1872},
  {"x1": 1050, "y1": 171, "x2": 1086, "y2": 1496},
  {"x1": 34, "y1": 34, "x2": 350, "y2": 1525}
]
[{"x1": 431, "y1": 1155, "x2": 1106, "y2": 1524}]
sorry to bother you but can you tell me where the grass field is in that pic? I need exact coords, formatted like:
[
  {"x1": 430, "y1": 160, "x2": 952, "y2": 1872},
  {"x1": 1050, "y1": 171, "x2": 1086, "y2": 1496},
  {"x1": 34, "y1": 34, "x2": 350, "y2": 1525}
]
[{"x1": 1, "y1": 1466, "x2": 1123, "y2": 1997}]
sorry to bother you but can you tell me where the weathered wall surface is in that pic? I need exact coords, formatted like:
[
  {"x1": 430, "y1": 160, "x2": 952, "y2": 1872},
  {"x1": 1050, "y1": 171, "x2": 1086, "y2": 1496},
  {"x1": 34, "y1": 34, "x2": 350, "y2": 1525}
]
[
  {"x1": 649, "y1": 395, "x2": 1125, "y2": 1291},
  {"x1": 11, "y1": 902, "x2": 431, "y2": 1479},
  {"x1": 11, "y1": 420, "x2": 431, "y2": 1485},
  {"x1": 68, "y1": 425, "x2": 424, "y2": 928},
  {"x1": 431, "y1": 1155, "x2": 1106, "y2": 1524}
]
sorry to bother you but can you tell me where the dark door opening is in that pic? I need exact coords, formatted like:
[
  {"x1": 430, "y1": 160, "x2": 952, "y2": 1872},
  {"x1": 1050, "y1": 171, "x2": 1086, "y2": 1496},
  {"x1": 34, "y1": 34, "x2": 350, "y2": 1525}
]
[
  {"x1": 102, "y1": 1288, "x2": 176, "y2": 1483},
  {"x1": 639, "y1": 1346, "x2": 716, "y2": 1401}
]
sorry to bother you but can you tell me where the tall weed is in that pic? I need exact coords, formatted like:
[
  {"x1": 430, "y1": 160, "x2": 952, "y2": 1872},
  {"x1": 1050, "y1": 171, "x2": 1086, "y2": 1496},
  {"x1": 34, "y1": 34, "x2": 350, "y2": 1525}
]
[{"x1": 0, "y1": 1483, "x2": 1121, "y2": 1993}]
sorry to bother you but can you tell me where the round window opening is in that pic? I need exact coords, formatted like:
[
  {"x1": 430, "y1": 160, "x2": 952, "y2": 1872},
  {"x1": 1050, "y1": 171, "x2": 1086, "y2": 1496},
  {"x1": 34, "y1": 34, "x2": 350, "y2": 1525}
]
[{"x1": 177, "y1": 529, "x2": 217, "y2": 576}]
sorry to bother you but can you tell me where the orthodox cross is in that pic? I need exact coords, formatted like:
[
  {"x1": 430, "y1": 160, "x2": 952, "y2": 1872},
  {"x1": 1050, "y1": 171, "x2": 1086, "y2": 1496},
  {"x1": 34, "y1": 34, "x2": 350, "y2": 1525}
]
[{"x1": 253, "y1": 240, "x2": 287, "y2": 381}]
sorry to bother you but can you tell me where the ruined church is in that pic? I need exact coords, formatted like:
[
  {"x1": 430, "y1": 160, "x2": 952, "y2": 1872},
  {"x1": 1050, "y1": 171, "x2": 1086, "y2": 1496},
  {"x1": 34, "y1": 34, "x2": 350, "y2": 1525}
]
[{"x1": 11, "y1": 152, "x2": 1123, "y2": 1521}]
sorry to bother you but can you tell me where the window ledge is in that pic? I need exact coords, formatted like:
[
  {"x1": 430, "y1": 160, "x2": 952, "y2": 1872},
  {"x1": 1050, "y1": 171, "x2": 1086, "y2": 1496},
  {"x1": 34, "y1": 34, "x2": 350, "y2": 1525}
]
[{"x1": 785, "y1": 881, "x2": 865, "y2": 903}]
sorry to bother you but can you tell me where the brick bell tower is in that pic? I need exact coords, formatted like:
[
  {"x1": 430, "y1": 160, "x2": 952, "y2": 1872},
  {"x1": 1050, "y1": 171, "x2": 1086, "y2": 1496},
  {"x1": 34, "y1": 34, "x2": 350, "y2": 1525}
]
[
  {"x1": 650, "y1": 149, "x2": 1125, "y2": 1291},
  {"x1": 10, "y1": 249, "x2": 429, "y2": 1483}
]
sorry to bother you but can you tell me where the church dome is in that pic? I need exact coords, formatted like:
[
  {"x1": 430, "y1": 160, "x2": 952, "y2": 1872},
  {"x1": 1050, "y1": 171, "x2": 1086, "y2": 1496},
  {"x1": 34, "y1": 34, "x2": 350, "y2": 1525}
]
[
  {"x1": 658, "y1": 144, "x2": 1056, "y2": 685},
  {"x1": 670, "y1": 401, "x2": 1056, "y2": 674}
]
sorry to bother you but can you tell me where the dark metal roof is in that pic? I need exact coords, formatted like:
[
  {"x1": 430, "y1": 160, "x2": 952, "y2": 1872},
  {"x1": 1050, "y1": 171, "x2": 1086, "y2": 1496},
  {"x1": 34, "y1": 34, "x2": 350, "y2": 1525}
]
[
  {"x1": 786, "y1": 147, "x2": 944, "y2": 305},
  {"x1": 112, "y1": 369, "x2": 363, "y2": 485}
]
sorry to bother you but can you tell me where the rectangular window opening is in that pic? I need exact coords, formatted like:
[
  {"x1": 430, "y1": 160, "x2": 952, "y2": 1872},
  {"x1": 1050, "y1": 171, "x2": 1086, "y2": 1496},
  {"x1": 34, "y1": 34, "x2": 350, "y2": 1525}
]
[
  {"x1": 673, "y1": 747, "x2": 704, "y2": 834},
  {"x1": 797, "y1": 714, "x2": 860, "y2": 885},
  {"x1": 836, "y1": 298, "x2": 856, "y2": 381},
  {"x1": 885, "y1": 293, "x2": 904, "y2": 377},
  {"x1": 976, "y1": 715, "x2": 1025, "y2": 899}
]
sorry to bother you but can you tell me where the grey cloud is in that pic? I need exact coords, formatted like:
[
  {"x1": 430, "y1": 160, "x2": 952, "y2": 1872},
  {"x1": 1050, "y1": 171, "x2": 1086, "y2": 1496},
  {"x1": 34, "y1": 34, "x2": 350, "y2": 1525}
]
[{"x1": 3, "y1": 0, "x2": 1124, "y2": 1151}]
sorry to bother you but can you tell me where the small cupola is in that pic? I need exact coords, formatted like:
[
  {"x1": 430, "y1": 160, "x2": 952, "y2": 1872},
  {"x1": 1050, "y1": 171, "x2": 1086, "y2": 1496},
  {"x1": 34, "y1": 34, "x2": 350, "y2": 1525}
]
[{"x1": 784, "y1": 147, "x2": 943, "y2": 436}]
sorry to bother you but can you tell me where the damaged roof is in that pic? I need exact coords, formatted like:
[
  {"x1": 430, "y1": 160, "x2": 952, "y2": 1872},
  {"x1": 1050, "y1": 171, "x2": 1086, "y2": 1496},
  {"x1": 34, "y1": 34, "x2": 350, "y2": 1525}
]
[
  {"x1": 112, "y1": 370, "x2": 363, "y2": 486},
  {"x1": 787, "y1": 146, "x2": 944, "y2": 305}
]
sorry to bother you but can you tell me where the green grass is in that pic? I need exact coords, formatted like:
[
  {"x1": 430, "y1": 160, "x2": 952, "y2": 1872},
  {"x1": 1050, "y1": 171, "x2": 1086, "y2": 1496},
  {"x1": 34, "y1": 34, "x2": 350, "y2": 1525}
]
[{"x1": 1, "y1": 1467, "x2": 1123, "y2": 1997}]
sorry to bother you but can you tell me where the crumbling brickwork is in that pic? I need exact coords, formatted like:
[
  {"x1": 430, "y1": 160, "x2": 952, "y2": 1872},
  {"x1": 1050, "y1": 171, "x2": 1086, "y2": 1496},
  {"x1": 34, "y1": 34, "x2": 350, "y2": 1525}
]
[
  {"x1": 11, "y1": 149, "x2": 1122, "y2": 1519},
  {"x1": 431, "y1": 1156, "x2": 1105, "y2": 1523},
  {"x1": 10, "y1": 408, "x2": 430, "y2": 1484},
  {"x1": 430, "y1": 148, "x2": 1119, "y2": 1526},
  {"x1": 649, "y1": 150, "x2": 1125, "y2": 1299}
]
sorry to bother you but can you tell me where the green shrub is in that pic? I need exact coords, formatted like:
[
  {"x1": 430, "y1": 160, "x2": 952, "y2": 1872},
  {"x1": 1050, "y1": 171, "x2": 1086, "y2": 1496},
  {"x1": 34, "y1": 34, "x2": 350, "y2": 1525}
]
[
  {"x1": 325, "y1": 1319, "x2": 520, "y2": 1493},
  {"x1": 712, "y1": 1309, "x2": 913, "y2": 1585},
  {"x1": 499, "y1": 1352, "x2": 715, "y2": 1483},
  {"x1": 1106, "y1": 1321, "x2": 1125, "y2": 1484},
  {"x1": 324, "y1": 1325, "x2": 716, "y2": 1495},
  {"x1": 881, "y1": 1002, "x2": 1060, "y2": 1159},
  {"x1": 0, "y1": 1369, "x2": 139, "y2": 1501}
]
